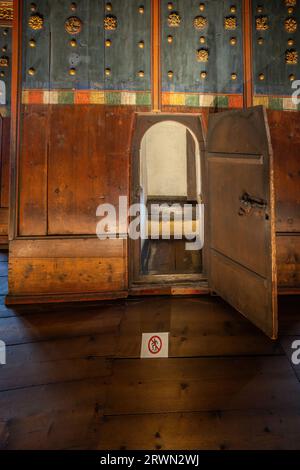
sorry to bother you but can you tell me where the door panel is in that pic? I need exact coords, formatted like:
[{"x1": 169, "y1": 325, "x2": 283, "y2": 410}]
[{"x1": 206, "y1": 106, "x2": 278, "y2": 339}]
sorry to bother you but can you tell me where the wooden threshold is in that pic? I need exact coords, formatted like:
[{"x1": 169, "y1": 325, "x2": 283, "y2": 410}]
[{"x1": 129, "y1": 282, "x2": 210, "y2": 297}]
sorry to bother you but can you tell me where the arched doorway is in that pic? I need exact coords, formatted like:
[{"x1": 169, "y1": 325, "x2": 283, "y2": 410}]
[{"x1": 129, "y1": 113, "x2": 207, "y2": 288}]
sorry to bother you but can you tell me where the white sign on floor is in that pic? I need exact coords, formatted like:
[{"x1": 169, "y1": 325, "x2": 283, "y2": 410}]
[{"x1": 140, "y1": 332, "x2": 169, "y2": 359}]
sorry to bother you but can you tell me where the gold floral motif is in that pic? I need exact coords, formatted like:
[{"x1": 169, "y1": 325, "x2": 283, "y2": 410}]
[
  {"x1": 285, "y1": 0, "x2": 296, "y2": 6},
  {"x1": 65, "y1": 16, "x2": 82, "y2": 34},
  {"x1": 196, "y1": 48, "x2": 209, "y2": 62},
  {"x1": 0, "y1": 1, "x2": 13, "y2": 21},
  {"x1": 286, "y1": 49, "x2": 298, "y2": 64},
  {"x1": 104, "y1": 14, "x2": 117, "y2": 30},
  {"x1": 285, "y1": 17, "x2": 297, "y2": 33},
  {"x1": 225, "y1": 16, "x2": 237, "y2": 30},
  {"x1": 193, "y1": 16, "x2": 207, "y2": 30},
  {"x1": 0, "y1": 56, "x2": 8, "y2": 67},
  {"x1": 168, "y1": 12, "x2": 181, "y2": 27},
  {"x1": 256, "y1": 16, "x2": 269, "y2": 30},
  {"x1": 28, "y1": 14, "x2": 44, "y2": 30}
]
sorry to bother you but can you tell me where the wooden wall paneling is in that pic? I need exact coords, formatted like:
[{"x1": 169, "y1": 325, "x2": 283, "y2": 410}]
[
  {"x1": 8, "y1": 1, "x2": 300, "y2": 301},
  {"x1": 18, "y1": 104, "x2": 48, "y2": 235},
  {"x1": 9, "y1": 0, "x2": 22, "y2": 240},
  {"x1": 104, "y1": 106, "x2": 136, "y2": 236},
  {"x1": 18, "y1": 0, "x2": 50, "y2": 236},
  {"x1": 243, "y1": 0, "x2": 253, "y2": 107},
  {"x1": 267, "y1": 110, "x2": 300, "y2": 290},
  {"x1": 1, "y1": 116, "x2": 10, "y2": 208},
  {"x1": 161, "y1": 106, "x2": 211, "y2": 129},
  {"x1": 48, "y1": 106, "x2": 139, "y2": 236},
  {"x1": 268, "y1": 110, "x2": 300, "y2": 233},
  {"x1": 47, "y1": 0, "x2": 104, "y2": 236},
  {"x1": 7, "y1": 238, "x2": 127, "y2": 300},
  {"x1": 47, "y1": 105, "x2": 106, "y2": 235},
  {"x1": 0, "y1": 114, "x2": 8, "y2": 244},
  {"x1": 277, "y1": 235, "x2": 300, "y2": 291}
]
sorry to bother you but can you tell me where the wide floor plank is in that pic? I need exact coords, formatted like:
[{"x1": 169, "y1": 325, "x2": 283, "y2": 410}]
[
  {"x1": 0, "y1": 378, "x2": 108, "y2": 450},
  {"x1": 105, "y1": 356, "x2": 300, "y2": 415},
  {"x1": 0, "y1": 259, "x2": 299, "y2": 450},
  {"x1": 97, "y1": 410, "x2": 300, "y2": 450},
  {"x1": 0, "y1": 307, "x2": 123, "y2": 345}
]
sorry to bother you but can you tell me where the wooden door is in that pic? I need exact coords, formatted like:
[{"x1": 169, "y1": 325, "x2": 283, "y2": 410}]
[{"x1": 206, "y1": 106, "x2": 278, "y2": 339}]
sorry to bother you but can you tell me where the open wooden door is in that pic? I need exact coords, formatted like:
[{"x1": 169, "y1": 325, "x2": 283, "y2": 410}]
[{"x1": 206, "y1": 106, "x2": 278, "y2": 339}]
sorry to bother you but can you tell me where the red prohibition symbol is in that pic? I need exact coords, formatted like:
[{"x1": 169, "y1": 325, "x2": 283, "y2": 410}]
[{"x1": 148, "y1": 335, "x2": 162, "y2": 355}]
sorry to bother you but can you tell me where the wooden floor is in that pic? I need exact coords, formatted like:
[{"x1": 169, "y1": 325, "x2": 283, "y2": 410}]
[
  {"x1": 142, "y1": 239, "x2": 202, "y2": 275},
  {"x1": 0, "y1": 250, "x2": 300, "y2": 450}
]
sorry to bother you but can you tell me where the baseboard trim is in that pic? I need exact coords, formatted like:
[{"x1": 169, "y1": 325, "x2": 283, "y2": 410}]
[
  {"x1": 278, "y1": 287, "x2": 300, "y2": 295},
  {"x1": 5, "y1": 290, "x2": 129, "y2": 306}
]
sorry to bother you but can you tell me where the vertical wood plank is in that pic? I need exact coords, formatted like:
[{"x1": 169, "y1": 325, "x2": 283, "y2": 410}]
[
  {"x1": 243, "y1": 0, "x2": 253, "y2": 107},
  {"x1": 18, "y1": 105, "x2": 48, "y2": 236},
  {"x1": 9, "y1": 0, "x2": 22, "y2": 239},
  {"x1": 186, "y1": 129, "x2": 197, "y2": 201},
  {"x1": 151, "y1": 0, "x2": 161, "y2": 111},
  {"x1": 1, "y1": 117, "x2": 11, "y2": 208}
]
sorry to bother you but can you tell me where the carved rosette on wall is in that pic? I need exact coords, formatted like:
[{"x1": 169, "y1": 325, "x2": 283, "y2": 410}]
[
  {"x1": 168, "y1": 12, "x2": 181, "y2": 27},
  {"x1": 285, "y1": 17, "x2": 297, "y2": 33},
  {"x1": 224, "y1": 16, "x2": 237, "y2": 30},
  {"x1": 256, "y1": 16, "x2": 269, "y2": 31},
  {"x1": 285, "y1": 0, "x2": 297, "y2": 6},
  {"x1": 104, "y1": 14, "x2": 117, "y2": 30},
  {"x1": 0, "y1": 1, "x2": 13, "y2": 22},
  {"x1": 196, "y1": 48, "x2": 209, "y2": 62},
  {"x1": 65, "y1": 16, "x2": 82, "y2": 35},
  {"x1": 193, "y1": 16, "x2": 207, "y2": 30},
  {"x1": 286, "y1": 49, "x2": 298, "y2": 63},
  {"x1": 0, "y1": 56, "x2": 8, "y2": 67},
  {"x1": 28, "y1": 14, "x2": 44, "y2": 31}
]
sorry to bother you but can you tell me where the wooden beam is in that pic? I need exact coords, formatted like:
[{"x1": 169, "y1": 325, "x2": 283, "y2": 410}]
[
  {"x1": 243, "y1": 0, "x2": 253, "y2": 108},
  {"x1": 151, "y1": 0, "x2": 161, "y2": 112},
  {"x1": 9, "y1": 0, "x2": 22, "y2": 240}
]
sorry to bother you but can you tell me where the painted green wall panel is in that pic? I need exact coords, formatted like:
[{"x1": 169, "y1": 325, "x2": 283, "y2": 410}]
[
  {"x1": 104, "y1": 0, "x2": 151, "y2": 91},
  {"x1": 50, "y1": 0, "x2": 105, "y2": 90},
  {"x1": 22, "y1": 0, "x2": 51, "y2": 89},
  {"x1": 22, "y1": 0, "x2": 151, "y2": 92},
  {"x1": 161, "y1": 0, "x2": 244, "y2": 94},
  {"x1": 252, "y1": 0, "x2": 300, "y2": 96}
]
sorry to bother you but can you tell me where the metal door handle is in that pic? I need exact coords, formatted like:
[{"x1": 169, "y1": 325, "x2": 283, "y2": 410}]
[{"x1": 239, "y1": 192, "x2": 267, "y2": 216}]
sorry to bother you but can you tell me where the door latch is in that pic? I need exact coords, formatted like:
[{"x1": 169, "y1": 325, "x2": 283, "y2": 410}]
[{"x1": 238, "y1": 192, "x2": 267, "y2": 216}]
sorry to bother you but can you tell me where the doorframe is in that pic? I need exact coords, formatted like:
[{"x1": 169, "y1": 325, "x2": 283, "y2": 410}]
[{"x1": 129, "y1": 112, "x2": 208, "y2": 289}]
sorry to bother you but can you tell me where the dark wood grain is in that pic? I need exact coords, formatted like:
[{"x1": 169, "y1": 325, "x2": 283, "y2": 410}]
[
  {"x1": 0, "y1": 257, "x2": 300, "y2": 450},
  {"x1": 18, "y1": 105, "x2": 48, "y2": 236}
]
